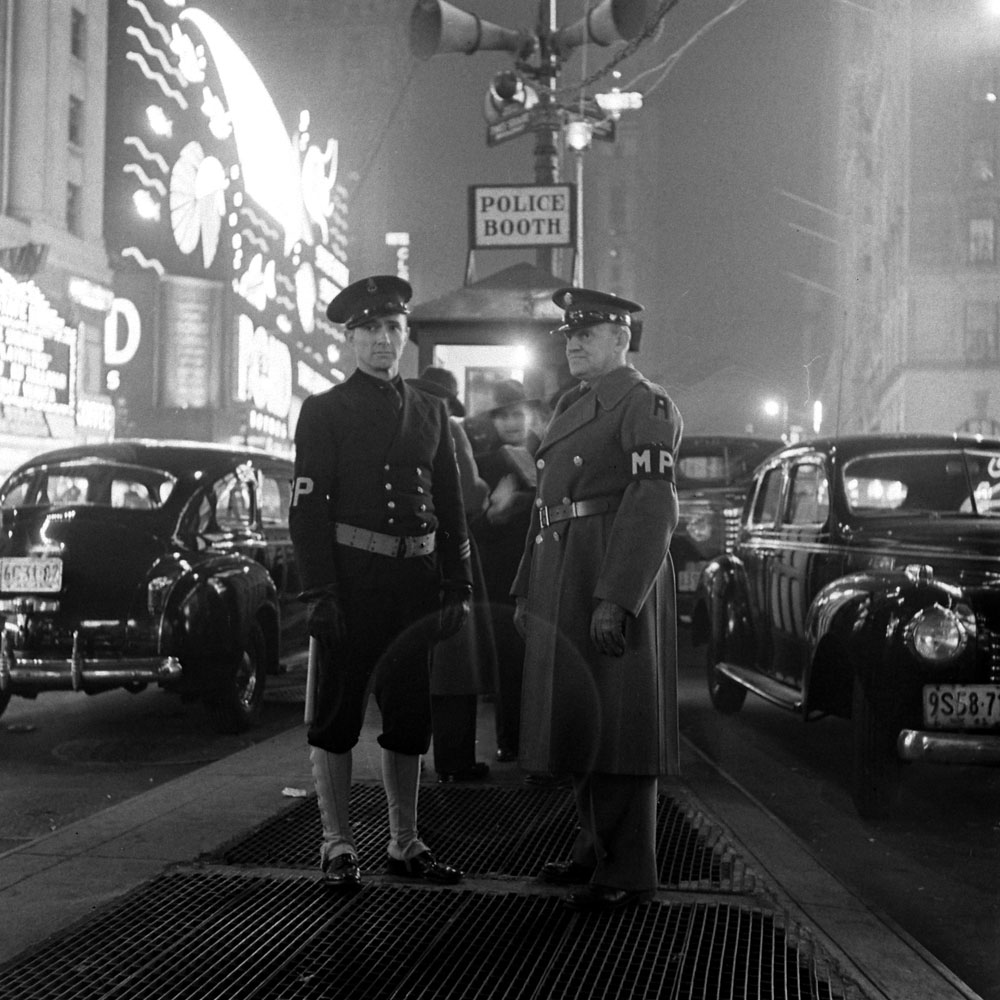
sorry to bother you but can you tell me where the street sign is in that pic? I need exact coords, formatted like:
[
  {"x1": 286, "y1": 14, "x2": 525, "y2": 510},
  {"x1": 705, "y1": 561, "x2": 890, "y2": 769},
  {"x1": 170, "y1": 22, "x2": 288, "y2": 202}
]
[
  {"x1": 486, "y1": 104, "x2": 614, "y2": 146},
  {"x1": 468, "y1": 184, "x2": 576, "y2": 250}
]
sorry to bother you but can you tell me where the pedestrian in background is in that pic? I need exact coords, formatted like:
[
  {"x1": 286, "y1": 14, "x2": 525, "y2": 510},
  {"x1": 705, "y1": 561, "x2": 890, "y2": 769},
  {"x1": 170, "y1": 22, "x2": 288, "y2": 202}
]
[
  {"x1": 468, "y1": 379, "x2": 542, "y2": 766},
  {"x1": 512, "y1": 286, "x2": 683, "y2": 911},
  {"x1": 407, "y1": 366, "x2": 498, "y2": 783},
  {"x1": 289, "y1": 276, "x2": 471, "y2": 892}
]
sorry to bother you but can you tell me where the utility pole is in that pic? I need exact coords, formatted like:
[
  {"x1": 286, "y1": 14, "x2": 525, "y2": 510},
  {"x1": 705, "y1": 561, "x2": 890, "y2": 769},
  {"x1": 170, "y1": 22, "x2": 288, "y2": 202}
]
[{"x1": 409, "y1": 0, "x2": 650, "y2": 279}]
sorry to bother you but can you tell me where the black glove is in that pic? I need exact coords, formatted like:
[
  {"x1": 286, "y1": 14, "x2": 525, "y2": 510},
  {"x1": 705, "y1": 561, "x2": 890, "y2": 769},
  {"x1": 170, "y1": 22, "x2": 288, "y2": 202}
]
[
  {"x1": 436, "y1": 586, "x2": 471, "y2": 640},
  {"x1": 304, "y1": 589, "x2": 346, "y2": 646},
  {"x1": 590, "y1": 599, "x2": 627, "y2": 658}
]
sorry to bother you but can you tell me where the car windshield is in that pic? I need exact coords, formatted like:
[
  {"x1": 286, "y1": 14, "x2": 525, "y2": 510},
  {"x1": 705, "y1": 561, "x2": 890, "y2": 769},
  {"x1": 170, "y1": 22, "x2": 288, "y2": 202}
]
[
  {"x1": 0, "y1": 458, "x2": 176, "y2": 511},
  {"x1": 676, "y1": 439, "x2": 782, "y2": 490},
  {"x1": 843, "y1": 448, "x2": 1000, "y2": 517}
]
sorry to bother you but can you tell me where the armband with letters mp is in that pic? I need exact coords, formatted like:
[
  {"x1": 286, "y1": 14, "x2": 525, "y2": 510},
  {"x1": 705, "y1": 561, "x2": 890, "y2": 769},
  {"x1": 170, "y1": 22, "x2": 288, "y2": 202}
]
[{"x1": 629, "y1": 444, "x2": 675, "y2": 482}]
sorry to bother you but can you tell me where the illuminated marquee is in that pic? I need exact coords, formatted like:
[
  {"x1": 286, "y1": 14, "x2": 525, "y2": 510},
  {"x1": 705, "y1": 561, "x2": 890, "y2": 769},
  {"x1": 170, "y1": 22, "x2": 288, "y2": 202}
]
[
  {"x1": 0, "y1": 268, "x2": 75, "y2": 415},
  {"x1": 106, "y1": 1, "x2": 348, "y2": 427}
]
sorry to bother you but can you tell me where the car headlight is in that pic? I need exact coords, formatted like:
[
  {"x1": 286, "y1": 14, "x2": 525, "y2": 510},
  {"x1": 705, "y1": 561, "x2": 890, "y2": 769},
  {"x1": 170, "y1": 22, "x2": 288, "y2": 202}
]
[
  {"x1": 685, "y1": 513, "x2": 713, "y2": 544},
  {"x1": 904, "y1": 605, "x2": 971, "y2": 663}
]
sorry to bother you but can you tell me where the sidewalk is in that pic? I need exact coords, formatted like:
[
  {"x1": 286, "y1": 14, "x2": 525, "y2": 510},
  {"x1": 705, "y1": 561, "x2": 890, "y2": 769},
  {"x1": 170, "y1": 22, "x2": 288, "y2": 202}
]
[{"x1": 0, "y1": 699, "x2": 983, "y2": 1000}]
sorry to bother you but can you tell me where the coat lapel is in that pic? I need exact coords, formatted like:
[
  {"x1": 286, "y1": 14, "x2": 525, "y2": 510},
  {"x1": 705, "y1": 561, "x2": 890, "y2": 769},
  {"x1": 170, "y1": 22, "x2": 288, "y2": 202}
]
[{"x1": 538, "y1": 367, "x2": 643, "y2": 455}]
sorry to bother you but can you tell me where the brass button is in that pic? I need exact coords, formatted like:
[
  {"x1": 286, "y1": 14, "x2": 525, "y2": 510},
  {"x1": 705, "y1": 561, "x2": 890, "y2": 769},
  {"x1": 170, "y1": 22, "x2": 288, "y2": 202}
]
[
  {"x1": 535, "y1": 497, "x2": 543, "y2": 508},
  {"x1": 388, "y1": 501, "x2": 396, "y2": 509},
  {"x1": 553, "y1": 530, "x2": 560, "y2": 541},
  {"x1": 562, "y1": 496, "x2": 571, "y2": 504},
  {"x1": 536, "y1": 459, "x2": 545, "y2": 469},
  {"x1": 573, "y1": 456, "x2": 583, "y2": 466},
  {"x1": 535, "y1": 533, "x2": 543, "y2": 544}
]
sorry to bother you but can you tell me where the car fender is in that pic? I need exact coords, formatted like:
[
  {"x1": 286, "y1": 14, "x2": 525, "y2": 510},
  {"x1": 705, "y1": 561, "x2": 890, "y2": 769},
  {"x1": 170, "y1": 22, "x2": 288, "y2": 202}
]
[
  {"x1": 691, "y1": 555, "x2": 751, "y2": 652},
  {"x1": 803, "y1": 568, "x2": 969, "y2": 714},
  {"x1": 159, "y1": 555, "x2": 278, "y2": 692}
]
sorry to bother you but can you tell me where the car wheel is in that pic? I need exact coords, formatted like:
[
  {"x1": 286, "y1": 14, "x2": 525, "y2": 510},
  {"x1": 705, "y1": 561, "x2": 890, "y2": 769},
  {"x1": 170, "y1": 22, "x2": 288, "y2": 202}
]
[
  {"x1": 706, "y1": 599, "x2": 746, "y2": 714},
  {"x1": 851, "y1": 669, "x2": 902, "y2": 819},
  {"x1": 208, "y1": 619, "x2": 267, "y2": 734}
]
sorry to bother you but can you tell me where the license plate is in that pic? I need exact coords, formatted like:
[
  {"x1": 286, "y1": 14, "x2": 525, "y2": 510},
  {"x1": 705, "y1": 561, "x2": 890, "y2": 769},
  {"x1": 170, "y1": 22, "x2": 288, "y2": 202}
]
[
  {"x1": 0, "y1": 557, "x2": 63, "y2": 594},
  {"x1": 923, "y1": 685, "x2": 1000, "y2": 729},
  {"x1": 678, "y1": 563, "x2": 707, "y2": 592}
]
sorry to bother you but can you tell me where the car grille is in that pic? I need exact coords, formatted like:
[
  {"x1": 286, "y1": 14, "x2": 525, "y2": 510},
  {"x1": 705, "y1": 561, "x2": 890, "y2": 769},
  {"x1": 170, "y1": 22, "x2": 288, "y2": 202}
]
[
  {"x1": 978, "y1": 617, "x2": 1000, "y2": 683},
  {"x1": 723, "y1": 506, "x2": 742, "y2": 553}
]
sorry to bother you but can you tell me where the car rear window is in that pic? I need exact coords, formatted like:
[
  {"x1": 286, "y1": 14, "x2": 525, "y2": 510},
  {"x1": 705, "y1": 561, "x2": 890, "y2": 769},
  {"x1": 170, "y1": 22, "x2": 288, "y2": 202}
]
[
  {"x1": 843, "y1": 448, "x2": 1000, "y2": 516},
  {"x1": 1, "y1": 459, "x2": 176, "y2": 510},
  {"x1": 676, "y1": 439, "x2": 782, "y2": 489}
]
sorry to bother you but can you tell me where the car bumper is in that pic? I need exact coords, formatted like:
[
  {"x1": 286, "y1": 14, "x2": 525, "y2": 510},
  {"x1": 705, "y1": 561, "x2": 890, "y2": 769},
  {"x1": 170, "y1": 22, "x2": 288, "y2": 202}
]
[
  {"x1": 0, "y1": 631, "x2": 182, "y2": 691},
  {"x1": 897, "y1": 728, "x2": 1000, "y2": 765}
]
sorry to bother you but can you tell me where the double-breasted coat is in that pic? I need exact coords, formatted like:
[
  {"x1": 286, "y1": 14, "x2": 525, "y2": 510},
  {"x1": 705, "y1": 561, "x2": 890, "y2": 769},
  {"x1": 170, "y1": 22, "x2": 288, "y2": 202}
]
[
  {"x1": 510, "y1": 365, "x2": 683, "y2": 776},
  {"x1": 289, "y1": 370, "x2": 472, "y2": 753}
]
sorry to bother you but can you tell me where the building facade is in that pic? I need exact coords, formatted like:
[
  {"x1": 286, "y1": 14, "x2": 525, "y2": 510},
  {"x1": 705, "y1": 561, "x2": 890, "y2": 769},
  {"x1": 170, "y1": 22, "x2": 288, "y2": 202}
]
[
  {"x1": 825, "y1": 0, "x2": 1000, "y2": 436},
  {"x1": 0, "y1": 0, "x2": 116, "y2": 476}
]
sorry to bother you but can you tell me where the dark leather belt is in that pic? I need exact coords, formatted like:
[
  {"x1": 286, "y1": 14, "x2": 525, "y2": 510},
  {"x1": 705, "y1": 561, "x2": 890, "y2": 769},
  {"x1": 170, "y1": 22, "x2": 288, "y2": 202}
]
[
  {"x1": 335, "y1": 523, "x2": 436, "y2": 558},
  {"x1": 538, "y1": 495, "x2": 621, "y2": 529}
]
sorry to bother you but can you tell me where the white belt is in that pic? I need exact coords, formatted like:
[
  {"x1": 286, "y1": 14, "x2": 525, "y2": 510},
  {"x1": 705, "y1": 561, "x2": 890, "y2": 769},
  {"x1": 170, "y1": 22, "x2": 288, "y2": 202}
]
[{"x1": 334, "y1": 523, "x2": 436, "y2": 559}]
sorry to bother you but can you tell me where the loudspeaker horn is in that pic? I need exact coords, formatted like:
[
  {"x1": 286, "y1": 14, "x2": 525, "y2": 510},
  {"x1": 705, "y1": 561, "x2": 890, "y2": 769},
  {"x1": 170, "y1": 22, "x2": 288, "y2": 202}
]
[
  {"x1": 552, "y1": 0, "x2": 653, "y2": 53},
  {"x1": 410, "y1": 0, "x2": 524, "y2": 60}
]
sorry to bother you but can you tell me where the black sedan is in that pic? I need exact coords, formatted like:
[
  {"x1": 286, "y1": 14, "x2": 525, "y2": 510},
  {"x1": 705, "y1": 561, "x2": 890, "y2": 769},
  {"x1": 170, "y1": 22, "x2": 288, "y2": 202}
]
[
  {"x1": 672, "y1": 434, "x2": 782, "y2": 621},
  {"x1": 0, "y1": 440, "x2": 308, "y2": 732},
  {"x1": 691, "y1": 433, "x2": 1000, "y2": 818}
]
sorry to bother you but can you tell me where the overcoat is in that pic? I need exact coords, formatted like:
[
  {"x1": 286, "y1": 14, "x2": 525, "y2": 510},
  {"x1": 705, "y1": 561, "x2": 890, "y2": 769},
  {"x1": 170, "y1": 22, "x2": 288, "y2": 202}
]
[{"x1": 510, "y1": 365, "x2": 683, "y2": 776}]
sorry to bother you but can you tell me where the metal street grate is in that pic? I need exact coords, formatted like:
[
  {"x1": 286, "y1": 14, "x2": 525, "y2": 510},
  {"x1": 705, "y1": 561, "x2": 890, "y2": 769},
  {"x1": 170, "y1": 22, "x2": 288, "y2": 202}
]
[
  {"x1": 0, "y1": 872, "x2": 863, "y2": 1000},
  {"x1": 209, "y1": 784, "x2": 752, "y2": 892}
]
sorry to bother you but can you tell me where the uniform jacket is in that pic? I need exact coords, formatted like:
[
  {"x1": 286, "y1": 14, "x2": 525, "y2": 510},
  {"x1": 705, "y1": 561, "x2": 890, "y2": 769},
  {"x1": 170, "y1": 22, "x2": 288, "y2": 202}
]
[
  {"x1": 511, "y1": 364, "x2": 683, "y2": 776},
  {"x1": 289, "y1": 369, "x2": 472, "y2": 596}
]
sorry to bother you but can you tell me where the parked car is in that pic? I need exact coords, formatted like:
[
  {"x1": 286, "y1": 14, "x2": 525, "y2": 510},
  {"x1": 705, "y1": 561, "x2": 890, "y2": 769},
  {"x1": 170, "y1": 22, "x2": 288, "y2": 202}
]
[
  {"x1": 672, "y1": 434, "x2": 783, "y2": 621},
  {"x1": 0, "y1": 440, "x2": 308, "y2": 732},
  {"x1": 691, "y1": 433, "x2": 1000, "y2": 817}
]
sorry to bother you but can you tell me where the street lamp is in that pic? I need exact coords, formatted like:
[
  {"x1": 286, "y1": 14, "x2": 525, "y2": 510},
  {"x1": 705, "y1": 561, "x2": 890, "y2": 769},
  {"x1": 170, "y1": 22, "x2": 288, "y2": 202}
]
[{"x1": 409, "y1": 0, "x2": 653, "y2": 274}]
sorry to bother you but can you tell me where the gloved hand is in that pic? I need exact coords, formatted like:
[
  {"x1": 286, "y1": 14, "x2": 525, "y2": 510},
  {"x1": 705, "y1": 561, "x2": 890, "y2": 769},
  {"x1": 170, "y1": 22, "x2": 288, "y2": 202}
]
[
  {"x1": 436, "y1": 587, "x2": 471, "y2": 640},
  {"x1": 513, "y1": 597, "x2": 529, "y2": 639},
  {"x1": 590, "y1": 599, "x2": 627, "y2": 657},
  {"x1": 305, "y1": 590, "x2": 346, "y2": 646}
]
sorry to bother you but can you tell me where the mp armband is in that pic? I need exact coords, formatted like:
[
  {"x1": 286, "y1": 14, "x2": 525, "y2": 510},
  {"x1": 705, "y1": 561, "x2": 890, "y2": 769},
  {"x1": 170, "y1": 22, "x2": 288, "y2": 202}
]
[{"x1": 629, "y1": 444, "x2": 675, "y2": 482}]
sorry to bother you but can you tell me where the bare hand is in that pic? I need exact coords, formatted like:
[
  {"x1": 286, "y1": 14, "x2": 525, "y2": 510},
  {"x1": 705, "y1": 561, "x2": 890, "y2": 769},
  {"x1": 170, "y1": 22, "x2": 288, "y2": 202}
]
[
  {"x1": 590, "y1": 599, "x2": 627, "y2": 657},
  {"x1": 513, "y1": 597, "x2": 529, "y2": 639},
  {"x1": 437, "y1": 591, "x2": 470, "y2": 640},
  {"x1": 306, "y1": 592, "x2": 346, "y2": 646},
  {"x1": 486, "y1": 474, "x2": 520, "y2": 524}
]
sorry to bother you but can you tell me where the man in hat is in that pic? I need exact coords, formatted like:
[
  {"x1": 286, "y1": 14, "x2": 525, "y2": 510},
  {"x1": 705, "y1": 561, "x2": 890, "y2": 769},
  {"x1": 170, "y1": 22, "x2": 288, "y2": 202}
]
[
  {"x1": 469, "y1": 379, "x2": 542, "y2": 768},
  {"x1": 406, "y1": 366, "x2": 498, "y2": 783},
  {"x1": 289, "y1": 276, "x2": 472, "y2": 891},
  {"x1": 512, "y1": 286, "x2": 683, "y2": 911}
]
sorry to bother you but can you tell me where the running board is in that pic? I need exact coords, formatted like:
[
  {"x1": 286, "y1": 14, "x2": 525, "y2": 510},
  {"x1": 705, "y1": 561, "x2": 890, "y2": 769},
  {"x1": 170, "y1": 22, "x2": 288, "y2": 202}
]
[{"x1": 716, "y1": 662, "x2": 803, "y2": 712}]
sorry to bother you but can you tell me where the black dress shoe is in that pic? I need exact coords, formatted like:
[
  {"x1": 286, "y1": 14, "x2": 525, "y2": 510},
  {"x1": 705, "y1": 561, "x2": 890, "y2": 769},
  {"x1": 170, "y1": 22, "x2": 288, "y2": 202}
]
[
  {"x1": 321, "y1": 852, "x2": 362, "y2": 891},
  {"x1": 563, "y1": 885, "x2": 654, "y2": 912},
  {"x1": 436, "y1": 761, "x2": 490, "y2": 783},
  {"x1": 385, "y1": 850, "x2": 463, "y2": 884},
  {"x1": 495, "y1": 747, "x2": 517, "y2": 763},
  {"x1": 539, "y1": 859, "x2": 596, "y2": 885}
]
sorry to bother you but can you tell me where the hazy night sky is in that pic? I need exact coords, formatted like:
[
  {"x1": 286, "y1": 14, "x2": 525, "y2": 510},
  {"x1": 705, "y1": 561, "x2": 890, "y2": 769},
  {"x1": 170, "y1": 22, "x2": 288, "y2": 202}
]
[{"x1": 198, "y1": 0, "x2": 843, "y2": 408}]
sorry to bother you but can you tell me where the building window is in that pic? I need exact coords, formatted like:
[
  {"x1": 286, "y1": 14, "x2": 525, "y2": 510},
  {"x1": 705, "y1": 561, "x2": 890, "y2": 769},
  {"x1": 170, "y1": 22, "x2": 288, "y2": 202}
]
[
  {"x1": 969, "y1": 138, "x2": 996, "y2": 183},
  {"x1": 66, "y1": 182, "x2": 82, "y2": 235},
  {"x1": 71, "y1": 9, "x2": 86, "y2": 60},
  {"x1": 969, "y1": 217, "x2": 995, "y2": 263},
  {"x1": 964, "y1": 302, "x2": 1000, "y2": 361},
  {"x1": 970, "y1": 62, "x2": 999, "y2": 103},
  {"x1": 68, "y1": 95, "x2": 83, "y2": 146}
]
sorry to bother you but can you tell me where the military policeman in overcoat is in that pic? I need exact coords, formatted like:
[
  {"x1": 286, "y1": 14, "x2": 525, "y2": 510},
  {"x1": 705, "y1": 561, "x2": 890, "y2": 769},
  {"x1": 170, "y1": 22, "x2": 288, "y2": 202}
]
[
  {"x1": 512, "y1": 286, "x2": 683, "y2": 911},
  {"x1": 289, "y1": 275, "x2": 473, "y2": 891}
]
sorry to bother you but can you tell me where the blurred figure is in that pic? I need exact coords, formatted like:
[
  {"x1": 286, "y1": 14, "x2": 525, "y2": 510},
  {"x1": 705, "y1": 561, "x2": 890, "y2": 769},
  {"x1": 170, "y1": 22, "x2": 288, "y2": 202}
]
[
  {"x1": 467, "y1": 379, "x2": 543, "y2": 766},
  {"x1": 513, "y1": 287, "x2": 683, "y2": 912},
  {"x1": 407, "y1": 366, "x2": 499, "y2": 783}
]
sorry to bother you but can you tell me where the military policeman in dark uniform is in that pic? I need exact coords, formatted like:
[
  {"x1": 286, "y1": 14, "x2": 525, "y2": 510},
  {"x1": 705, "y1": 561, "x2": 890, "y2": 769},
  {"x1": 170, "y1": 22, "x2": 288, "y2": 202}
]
[
  {"x1": 289, "y1": 275, "x2": 473, "y2": 891},
  {"x1": 512, "y1": 287, "x2": 683, "y2": 911}
]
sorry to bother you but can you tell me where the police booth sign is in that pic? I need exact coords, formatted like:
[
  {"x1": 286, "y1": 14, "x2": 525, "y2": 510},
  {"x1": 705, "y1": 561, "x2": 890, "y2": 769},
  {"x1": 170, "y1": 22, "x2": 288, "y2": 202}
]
[{"x1": 469, "y1": 184, "x2": 575, "y2": 250}]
